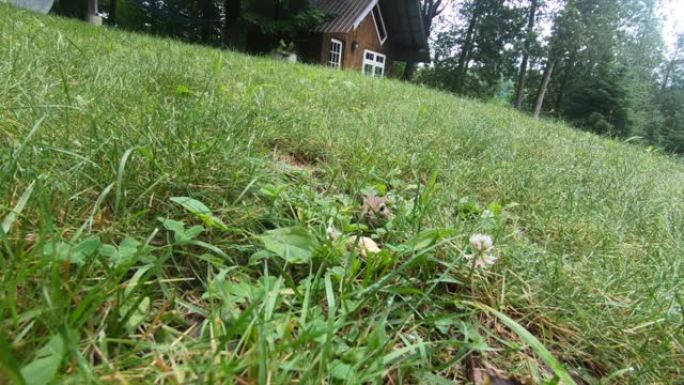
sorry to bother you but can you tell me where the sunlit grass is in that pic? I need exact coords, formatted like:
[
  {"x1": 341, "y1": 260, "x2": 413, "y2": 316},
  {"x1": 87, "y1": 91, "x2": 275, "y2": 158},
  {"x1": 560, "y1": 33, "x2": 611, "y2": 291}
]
[{"x1": 1, "y1": 4, "x2": 683, "y2": 384}]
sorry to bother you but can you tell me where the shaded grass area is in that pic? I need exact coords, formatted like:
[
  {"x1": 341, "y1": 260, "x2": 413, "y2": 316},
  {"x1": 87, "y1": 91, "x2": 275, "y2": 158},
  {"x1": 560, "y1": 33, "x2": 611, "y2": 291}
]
[{"x1": 1, "y1": 5, "x2": 683, "y2": 384}]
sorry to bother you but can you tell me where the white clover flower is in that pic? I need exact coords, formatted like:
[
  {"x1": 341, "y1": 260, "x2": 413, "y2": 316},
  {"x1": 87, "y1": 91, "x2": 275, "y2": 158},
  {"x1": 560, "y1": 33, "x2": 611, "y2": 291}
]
[
  {"x1": 470, "y1": 233, "x2": 493, "y2": 254},
  {"x1": 465, "y1": 252, "x2": 498, "y2": 269},
  {"x1": 466, "y1": 233, "x2": 497, "y2": 269}
]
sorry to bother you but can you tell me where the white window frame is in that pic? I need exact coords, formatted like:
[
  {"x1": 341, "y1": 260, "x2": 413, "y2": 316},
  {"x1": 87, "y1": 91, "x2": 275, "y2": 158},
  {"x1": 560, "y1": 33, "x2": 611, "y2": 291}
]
[
  {"x1": 328, "y1": 38, "x2": 343, "y2": 68},
  {"x1": 362, "y1": 49, "x2": 386, "y2": 77},
  {"x1": 370, "y1": 4, "x2": 388, "y2": 45}
]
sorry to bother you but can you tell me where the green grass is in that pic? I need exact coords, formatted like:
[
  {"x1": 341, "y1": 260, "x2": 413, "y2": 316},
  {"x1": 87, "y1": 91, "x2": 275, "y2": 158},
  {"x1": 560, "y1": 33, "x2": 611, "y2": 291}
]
[{"x1": 1, "y1": 5, "x2": 683, "y2": 384}]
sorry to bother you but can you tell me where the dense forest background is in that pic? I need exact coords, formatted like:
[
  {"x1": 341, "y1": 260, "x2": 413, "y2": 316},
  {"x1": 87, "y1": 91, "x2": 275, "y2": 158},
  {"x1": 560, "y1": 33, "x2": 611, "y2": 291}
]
[
  {"x1": 52, "y1": 0, "x2": 327, "y2": 53},
  {"x1": 418, "y1": 0, "x2": 684, "y2": 155},
  {"x1": 52, "y1": 0, "x2": 684, "y2": 155}
]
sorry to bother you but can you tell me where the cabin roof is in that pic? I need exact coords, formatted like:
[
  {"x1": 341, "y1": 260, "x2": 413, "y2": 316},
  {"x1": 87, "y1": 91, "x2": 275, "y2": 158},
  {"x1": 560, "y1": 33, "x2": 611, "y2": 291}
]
[
  {"x1": 311, "y1": 0, "x2": 372, "y2": 33},
  {"x1": 312, "y1": 0, "x2": 429, "y2": 62}
]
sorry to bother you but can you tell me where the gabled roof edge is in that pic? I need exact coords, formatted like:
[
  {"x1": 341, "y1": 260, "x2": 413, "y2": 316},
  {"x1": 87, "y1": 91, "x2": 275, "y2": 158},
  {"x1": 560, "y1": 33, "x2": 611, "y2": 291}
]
[{"x1": 351, "y1": 0, "x2": 377, "y2": 30}]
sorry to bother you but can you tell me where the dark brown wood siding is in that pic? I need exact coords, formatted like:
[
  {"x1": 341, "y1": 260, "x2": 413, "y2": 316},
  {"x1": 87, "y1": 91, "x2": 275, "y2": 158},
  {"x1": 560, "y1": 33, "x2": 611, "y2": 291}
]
[
  {"x1": 300, "y1": 32, "x2": 324, "y2": 65},
  {"x1": 317, "y1": 12, "x2": 394, "y2": 75}
]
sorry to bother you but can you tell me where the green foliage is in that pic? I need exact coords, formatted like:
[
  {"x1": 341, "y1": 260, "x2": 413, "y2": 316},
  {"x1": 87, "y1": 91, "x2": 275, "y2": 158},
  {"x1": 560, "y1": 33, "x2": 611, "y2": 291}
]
[
  {"x1": 20, "y1": 334, "x2": 66, "y2": 385},
  {"x1": 1, "y1": 5, "x2": 684, "y2": 384},
  {"x1": 171, "y1": 196, "x2": 229, "y2": 230},
  {"x1": 419, "y1": 0, "x2": 684, "y2": 155},
  {"x1": 44, "y1": 236, "x2": 101, "y2": 265},
  {"x1": 76, "y1": 0, "x2": 326, "y2": 52},
  {"x1": 51, "y1": 0, "x2": 87, "y2": 19},
  {"x1": 1, "y1": 181, "x2": 35, "y2": 235},
  {"x1": 160, "y1": 218, "x2": 204, "y2": 244},
  {"x1": 419, "y1": 0, "x2": 526, "y2": 98},
  {"x1": 242, "y1": 0, "x2": 327, "y2": 51},
  {"x1": 471, "y1": 303, "x2": 577, "y2": 385},
  {"x1": 0, "y1": 332, "x2": 25, "y2": 385},
  {"x1": 651, "y1": 88, "x2": 684, "y2": 152},
  {"x1": 646, "y1": 34, "x2": 684, "y2": 153},
  {"x1": 562, "y1": 66, "x2": 634, "y2": 136},
  {"x1": 256, "y1": 226, "x2": 320, "y2": 264},
  {"x1": 99, "y1": 236, "x2": 143, "y2": 267}
]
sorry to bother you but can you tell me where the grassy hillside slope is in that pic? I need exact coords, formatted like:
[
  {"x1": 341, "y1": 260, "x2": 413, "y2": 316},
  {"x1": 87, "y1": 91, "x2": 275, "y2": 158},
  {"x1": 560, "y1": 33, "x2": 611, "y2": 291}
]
[{"x1": 1, "y1": 5, "x2": 683, "y2": 384}]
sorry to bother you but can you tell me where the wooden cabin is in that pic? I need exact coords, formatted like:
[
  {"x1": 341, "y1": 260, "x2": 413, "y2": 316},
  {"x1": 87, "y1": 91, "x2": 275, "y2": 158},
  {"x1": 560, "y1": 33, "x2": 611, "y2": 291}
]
[{"x1": 303, "y1": 0, "x2": 429, "y2": 77}]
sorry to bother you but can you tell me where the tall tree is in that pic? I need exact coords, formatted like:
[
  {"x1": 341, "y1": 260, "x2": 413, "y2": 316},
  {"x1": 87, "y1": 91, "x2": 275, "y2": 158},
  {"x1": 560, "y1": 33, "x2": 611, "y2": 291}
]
[
  {"x1": 454, "y1": 0, "x2": 484, "y2": 92},
  {"x1": 662, "y1": 34, "x2": 684, "y2": 91},
  {"x1": 108, "y1": 0, "x2": 117, "y2": 24},
  {"x1": 402, "y1": 0, "x2": 446, "y2": 80},
  {"x1": 417, "y1": 0, "x2": 524, "y2": 98},
  {"x1": 533, "y1": 60, "x2": 553, "y2": 118},
  {"x1": 419, "y1": 0, "x2": 682, "y2": 153},
  {"x1": 198, "y1": 0, "x2": 221, "y2": 43},
  {"x1": 543, "y1": 1, "x2": 623, "y2": 120},
  {"x1": 52, "y1": 0, "x2": 88, "y2": 19},
  {"x1": 223, "y1": 0, "x2": 242, "y2": 48},
  {"x1": 647, "y1": 34, "x2": 684, "y2": 151},
  {"x1": 236, "y1": 0, "x2": 324, "y2": 53},
  {"x1": 514, "y1": 0, "x2": 539, "y2": 108}
]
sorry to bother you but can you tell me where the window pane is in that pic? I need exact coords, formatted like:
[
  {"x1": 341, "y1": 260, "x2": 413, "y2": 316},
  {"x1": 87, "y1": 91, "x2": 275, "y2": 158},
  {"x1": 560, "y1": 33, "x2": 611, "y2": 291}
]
[
  {"x1": 330, "y1": 40, "x2": 341, "y2": 53},
  {"x1": 364, "y1": 64, "x2": 373, "y2": 75},
  {"x1": 372, "y1": 6, "x2": 387, "y2": 41},
  {"x1": 376, "y1": 56, "x2": 384, "y2": 64},
  {"x1": 374, "y1": 67, "x2": 383, "y2": 77},
  {"x1": 329, "y1": 40, "x2": 343, "y2": 68},
  {"x1": 366, "y1": 52, "x2": 374, "y2": 60}
]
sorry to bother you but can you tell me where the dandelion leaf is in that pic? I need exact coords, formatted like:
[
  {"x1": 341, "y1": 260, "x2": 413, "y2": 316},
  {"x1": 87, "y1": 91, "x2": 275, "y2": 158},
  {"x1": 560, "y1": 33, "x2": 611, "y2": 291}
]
[{"x1": 257, "y1": 226, "x2": 319, "y2": 264}]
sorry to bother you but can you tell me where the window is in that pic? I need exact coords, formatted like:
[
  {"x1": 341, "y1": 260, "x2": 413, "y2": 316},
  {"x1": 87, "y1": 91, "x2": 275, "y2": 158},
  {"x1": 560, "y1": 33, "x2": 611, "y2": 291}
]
[
  {"x1": 371, "y1": 4, "x2": 387, "y2": 44},
  {"x1": 362, "y1": 50, "x2": 386, "y2": 77},
  {"x1": 328, "y1": 39, "x2": 343, "y2": 68}
]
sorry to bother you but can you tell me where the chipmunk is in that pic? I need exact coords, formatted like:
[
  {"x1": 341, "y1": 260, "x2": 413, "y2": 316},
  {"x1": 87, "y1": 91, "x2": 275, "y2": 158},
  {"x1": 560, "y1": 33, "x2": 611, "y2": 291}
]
[{"x1": 360, "y1": 194, "x2": 392, "y2": 227}]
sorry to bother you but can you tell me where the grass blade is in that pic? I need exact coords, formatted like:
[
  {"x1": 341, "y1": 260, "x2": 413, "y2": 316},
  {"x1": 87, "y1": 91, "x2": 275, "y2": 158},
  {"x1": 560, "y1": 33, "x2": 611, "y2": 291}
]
[
  {"x1": 115, "y1": 146, "x2": 139, "y2": 216},
  {"x1": 1, "y1": 116, "x2": 45, "y2": 180},
  {"x1": 73, "y1": 183, "x2": 114, "y2": 239},
  {"x1": 0, "y1": 332, "x2": 26, "y2": 385},
  {"x1": 470, "y1": 302, "x2": 577, "y2": 385},
  {"x1": 2, "y1": 180, "x2": 35, "y2": 235}
]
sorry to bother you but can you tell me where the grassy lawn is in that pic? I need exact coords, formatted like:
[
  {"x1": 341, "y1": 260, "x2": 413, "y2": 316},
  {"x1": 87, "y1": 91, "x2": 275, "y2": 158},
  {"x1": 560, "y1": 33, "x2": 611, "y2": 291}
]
[{"x1": 1, "y1": 5, "x2": 683, "y2": 384}]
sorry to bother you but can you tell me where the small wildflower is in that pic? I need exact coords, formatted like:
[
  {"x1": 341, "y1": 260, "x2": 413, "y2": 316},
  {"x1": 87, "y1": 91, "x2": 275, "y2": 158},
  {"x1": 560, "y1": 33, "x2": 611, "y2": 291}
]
[
  {"x1": 470, "y1": 233, "x2": 493, "y2": 254},
  {"x1": 465, "y1": 252, "x2": 498, "y2": 268},
  {"x1": 466, "y1": 233, "x2": 497, "y2": 269}
]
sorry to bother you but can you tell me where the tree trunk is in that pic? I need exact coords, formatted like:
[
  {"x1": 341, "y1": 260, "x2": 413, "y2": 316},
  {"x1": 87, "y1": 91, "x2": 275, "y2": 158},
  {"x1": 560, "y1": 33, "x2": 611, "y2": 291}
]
[
  {"x1": 554, "y1": 53, "x2": 575, "y2": 112},
  {"x1": 402, "y1": 0, "x2": 444, "y2": 81},
  {"x1": 514, "y1": 0, "x2": 538, "y2": 109},
  {"x1": 198, "y1": 0, "x2": 219, "y2": 44},
  {"x1": 223, "y1": 0, "x2": 242, "y2": 48},
  {"x1": 86, "y1": 0, "x2": 101, "y2": 25},
  {"x1": 108, "y1": 0, "x2": 116, "y2": 25},
  {"x1": 661, "y1": 64, "x2": 672, "y2": 91},
  {"x1": 661, "y1": 48, "x2": 680, "y2": 91},
  {"x1": 534, "y1": 61, "x2": 554, "y2": 119},
  {"x1": 456, "y1": 5, "x2": 481, "y2": 92}
]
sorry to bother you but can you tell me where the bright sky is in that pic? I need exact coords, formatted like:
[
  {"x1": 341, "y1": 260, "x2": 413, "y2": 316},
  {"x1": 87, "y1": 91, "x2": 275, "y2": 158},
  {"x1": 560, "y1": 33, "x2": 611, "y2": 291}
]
[
  {"x1": 436, "y1": 0, "x2": 684, "y2": 54},
  {"x1": 661, "y1": 0, "x2": 684, "y2": 51}
]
